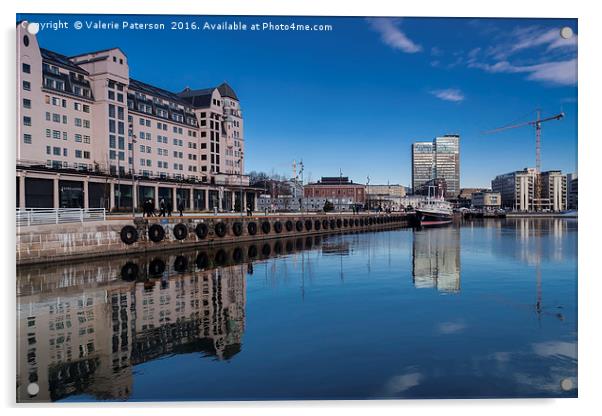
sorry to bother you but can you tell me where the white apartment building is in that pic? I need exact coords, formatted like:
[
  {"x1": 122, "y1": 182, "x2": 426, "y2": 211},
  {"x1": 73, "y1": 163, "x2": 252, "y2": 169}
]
[
  {"x1": 491, "y1": 168, "x2": 567, "y2": 212},
  {"x1": 16, "y1": 21, "x2": 256, "y2": 211}
]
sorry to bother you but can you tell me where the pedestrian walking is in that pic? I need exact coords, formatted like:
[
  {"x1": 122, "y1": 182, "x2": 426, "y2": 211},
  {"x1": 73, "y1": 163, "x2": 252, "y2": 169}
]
[
  {"x1": 159, "y1": 198, "x2": 166, "y2": 217},
  {"x1": 177, "y1": 199, "x2": 184, "y2": 217},
  {"x1": 167, "y1": 200, "x2": 173, "y2": 217}
]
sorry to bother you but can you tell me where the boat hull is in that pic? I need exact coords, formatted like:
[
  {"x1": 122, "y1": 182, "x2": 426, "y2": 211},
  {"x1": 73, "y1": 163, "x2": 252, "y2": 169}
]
[{"x1": 415, "y1": 209, "x2": 452, "y2": 227}]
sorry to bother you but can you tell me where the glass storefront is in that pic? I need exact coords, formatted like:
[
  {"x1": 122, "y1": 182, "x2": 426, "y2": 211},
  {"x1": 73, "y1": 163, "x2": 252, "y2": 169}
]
[{"x1": 59, "y1": 180, "x2": 84, "y2": 208}]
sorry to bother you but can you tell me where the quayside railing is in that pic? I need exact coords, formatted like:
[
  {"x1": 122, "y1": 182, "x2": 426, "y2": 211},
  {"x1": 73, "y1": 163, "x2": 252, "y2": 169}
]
[{"x1": 16, "y1": 208, "x2": 106, "y2": 226}]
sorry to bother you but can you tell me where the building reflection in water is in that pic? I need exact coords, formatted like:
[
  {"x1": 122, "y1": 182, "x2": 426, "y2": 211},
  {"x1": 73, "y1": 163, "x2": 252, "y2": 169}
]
[
  {"x1": 412, "y1": 226, "x2": 461, "y2": 293},
  {"x1": 17, "y1": 236, "x2": 327, "y2": 402}
]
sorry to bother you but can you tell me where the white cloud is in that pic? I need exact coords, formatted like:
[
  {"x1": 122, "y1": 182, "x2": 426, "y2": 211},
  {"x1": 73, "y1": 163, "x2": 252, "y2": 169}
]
[
  {"x1": 532, "y1": 341, "x2": 577, "y2": 360},
  {"x1": 385, "y1": 372, "x2": 423, "y2": 394},
  {"x1": 436, "y1": 320, "x2": 467, "y2": 333},
  {"x1": 469, "y1": 58, "x2": 577, "y2": 86},
  {"x1": 367, "y1": 18, "x2": 422, "y2": 53},
  {"x1": 487, "y1": 26, "x2": 577, "y2": 60},
  {"x1": 430, "y1": 88, "x2": 465, "y2": 103}
]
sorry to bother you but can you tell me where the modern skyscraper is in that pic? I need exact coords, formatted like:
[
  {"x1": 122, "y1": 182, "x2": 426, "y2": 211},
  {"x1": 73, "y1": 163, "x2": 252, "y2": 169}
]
[
  {"x1": 411, "y1": 135, "x2": 460, "y2": 198},
  {"x1": 411, "y1": 141, "x2": 434, "y2": 193}
]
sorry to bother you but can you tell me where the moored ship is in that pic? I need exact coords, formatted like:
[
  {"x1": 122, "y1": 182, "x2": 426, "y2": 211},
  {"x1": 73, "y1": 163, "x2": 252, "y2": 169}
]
[{"x1": 415, "y1": 187, "x2": 453, "y2": 227}]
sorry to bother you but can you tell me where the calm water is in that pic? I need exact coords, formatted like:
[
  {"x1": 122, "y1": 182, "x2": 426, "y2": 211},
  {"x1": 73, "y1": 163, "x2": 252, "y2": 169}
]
[{"x1": 16, "y1": 218, "x2": 578, "y2": 401}]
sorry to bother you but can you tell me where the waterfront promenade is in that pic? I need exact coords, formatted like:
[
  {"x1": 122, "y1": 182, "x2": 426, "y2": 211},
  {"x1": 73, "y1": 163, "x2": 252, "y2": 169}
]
[{"x1": 16, "y1": 211, "x2": 411, "y2": 265}]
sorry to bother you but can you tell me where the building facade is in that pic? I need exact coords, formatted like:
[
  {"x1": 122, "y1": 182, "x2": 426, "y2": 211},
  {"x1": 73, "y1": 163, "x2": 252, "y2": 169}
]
[
  {"x1": 567, "y1": 173, "x2": 578, "y2": 210},
  {"x1": 16, "y1": 22, "x2": 255, "y2": 211},
  {"x1": 491, "y1": 168, "x2": 567, "y2": 212},
  {"x1": 365, "y1": 184, "x2": 406, "y2": 210},
  {"x1": 411, "y1": 135, "x2": 460, "y2": 198},
  {"x1": 471, "y1": 191, "x2": 501, "y2": 209},
  {"x1": 540, "y1": 170, "x2": 567, "y2": 212},
  {"x1": 303, "y1": 177, "x2": 366, "y2": 211},
  {"x1": 491, "y1": 168, "x2": 537, "y2": 211}
]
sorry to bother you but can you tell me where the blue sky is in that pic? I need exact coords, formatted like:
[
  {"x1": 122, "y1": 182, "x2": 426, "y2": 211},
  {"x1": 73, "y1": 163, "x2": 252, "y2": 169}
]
[{"x1": 18, "y1": 14, "x2": 578, "y2": 187}]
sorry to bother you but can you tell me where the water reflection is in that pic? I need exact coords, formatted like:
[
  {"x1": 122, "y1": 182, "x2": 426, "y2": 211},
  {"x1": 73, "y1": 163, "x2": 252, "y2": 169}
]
[
  {"x1": 16, "y1": 219, "x2": 577, "y2": 401},
  {"x1": 412, "y1": 226, "x2": 461, "y2": 293}
]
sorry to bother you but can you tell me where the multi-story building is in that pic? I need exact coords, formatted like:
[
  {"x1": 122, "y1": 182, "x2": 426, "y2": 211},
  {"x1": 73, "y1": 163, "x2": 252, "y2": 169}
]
[
  {"x1": 491, "y1": 168, "x2": 537, "y2": 211},
  {"x1": 411, "y1": 141, "x2": 434, "y2": 193},
  {"x1": 540, "y1": 170, "x2": 567, "y2": 212},
  {"x1": 303, "y1": 177, "x2": 366, "y2": 211},
  {"x1": 471, "y1": 190, "x2": 501, "y2": 209},
  {"x1": 365, "y1": 184, "x2": 406, "y2": 211},
  {"x1": 567, "y1": 173, "x2": 578, "y2": 210},
  {"x1": 491, "y1": 168, "x2": 567, "y2": 212},
  {"x1": 411, "y1": 135, "x2": 460, "y2": 198},
  {"x1": 16, "y1": 22, "x2": 256, "y2": 212}
]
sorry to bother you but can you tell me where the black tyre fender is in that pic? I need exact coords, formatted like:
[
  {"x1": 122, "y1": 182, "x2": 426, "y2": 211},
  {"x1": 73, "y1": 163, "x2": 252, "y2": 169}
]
[
  {"x1": 248, "y1": 221, "x2": 258, "y2": 235},
  {"x1": 214, "y1": 249, "x2": 228, "y2": 265},
  {"x1": 174, "y1": 255, "x2": 188, "y2": 273},
  {"x1": 148, "y1": 258, "x2": 166, "y2": 276},
  {"x1": 314, "y1": 219, "x2": 321, "y2": 230},
  {"x1": 195, "y1": 223, "x2": 208, "y2": 239},
  {"x1": 121, "y1": 261, "x2": 139, "y2": 281},
  {"x1": 261, "y1": 221, "x2": 271, "y2": 234},
  {"x1": 148, "y1": 224, "x2": 165, "y2": 243},
  {"x1": 305, "y1": 219, "x2": 312, "y2": 231},
  {"x1": 322, "y1": 219, "x2": 329, "y2": 229},
  {"x1": 196, "y1": 252, "x2": 209, "y2": 269},
  {"x1": 355, "y1": 218, "x2": 360, "y2": 226},
  {"x1": 173, "y1": 223, "x2": 188, "y2": 240},
  {"x1": 330, "y1": 219, "x2": 336, "y2": 229},
  {"x1": 336, "y1": 219, "x2": 342, "y2": 228},
  {"x1": 232, "y1": 247, "x2": 243, "y2": 263},
  {"x1": 274, "y1": 221, "x2": 283, "y2": 233},
  {"x1": 232, "y1": 221, "x2": 243, "y2": 236},
  {"x1": 343, "y1": 219, "x2": 348, "y2": 227},
  {"x1": 214, "y1": 222, "x2": 227, "y2": 237},
  {"x1": 295, "y1": 220, "x2": 303, "y2": 232},
  {"x1": 261, "y1": 243, "x2": 271, "y2": 256},
  {"x1": 120, "y1": 225, "x2": 138, "y2": 245},
  {"x1": 285, "y1": 220, "x2": 294, "y2": 232}
]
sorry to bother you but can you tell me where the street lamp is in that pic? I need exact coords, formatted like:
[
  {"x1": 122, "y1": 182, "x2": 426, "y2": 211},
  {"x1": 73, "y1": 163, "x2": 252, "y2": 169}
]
[
  {"x1": 128, "y1": 122, "x2": 137, "y2": 218},
  {"x1": 238, "y1": 151, "x2": 244, "y2": 218}
]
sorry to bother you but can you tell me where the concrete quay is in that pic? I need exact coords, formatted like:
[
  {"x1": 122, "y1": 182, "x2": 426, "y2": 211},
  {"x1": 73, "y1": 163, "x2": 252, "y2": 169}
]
[{"x1": 16, "y1": 212, "x2": 411, "y2": 265}]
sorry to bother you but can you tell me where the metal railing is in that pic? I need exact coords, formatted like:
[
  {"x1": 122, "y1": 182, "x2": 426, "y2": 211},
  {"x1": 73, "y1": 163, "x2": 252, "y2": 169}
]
[{"x1": 16, "y1": 208, "x2": 107, "y2": 227}]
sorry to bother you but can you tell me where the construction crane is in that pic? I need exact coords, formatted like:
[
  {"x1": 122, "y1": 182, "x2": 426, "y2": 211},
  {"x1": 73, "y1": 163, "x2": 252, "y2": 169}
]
[{"x1": 484, "y1": 109, "x2": 565, "y2": 210}]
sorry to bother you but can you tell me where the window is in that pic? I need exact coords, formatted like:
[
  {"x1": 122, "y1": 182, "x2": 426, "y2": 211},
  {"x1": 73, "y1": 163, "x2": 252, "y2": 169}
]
[
  {"x1": 75, "y1": 134, "x2": 83, "y2": 143},
  {"x1": 23, "y1": 134, "x2": 32, "y2": 144},
  {"x1": 53, "y1": 147, "x2": 61, "y2": 156},
  {"x1": 75, "y1": 150, "x2": 82, "y2": 158},
  {"x1": 23, "y1": 99, "x2": 31, "y2": 109},
  {"x1": 83, "y1": 151, "x2": 90, "y2": 159},
  {"x1": 22, "y1": 63, "x2": 31, "y2": 73},
  {"x1": 22, "y1": 81, "x2": 31, "y2": 91},
  {"x1": 23, "y1": 116, "x2": 31, "y2": 126}
]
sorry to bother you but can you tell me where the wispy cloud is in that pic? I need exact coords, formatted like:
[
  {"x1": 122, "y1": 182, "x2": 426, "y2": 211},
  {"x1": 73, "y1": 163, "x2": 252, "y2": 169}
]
[
  {"x1": 469, "y1": 58, "x2": 577, "y2": 86},
  {"x1": 487, "y1": 26, "x2": 577, "y2": 60},
  {"x1": 430, "y1": 88, "x2": 465, "y2": 103},
  {"x1": 385, "y1": 372, "x2": 423, "y2": 394},
  {"x1": 436, "y1": 320, "x2": 467, "y2": 333},
  {"x1": 439, "y1": 23, "x2": 577, "y2": 88},
  {"x1": 367, "y1": 18, "x2": 421, "y2": 53}
]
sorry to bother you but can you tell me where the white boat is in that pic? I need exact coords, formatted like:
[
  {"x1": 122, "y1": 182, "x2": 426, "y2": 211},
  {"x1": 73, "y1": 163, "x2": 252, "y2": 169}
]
[{"x1": 415, "y1": 186, "x2": 453, "y2": 227}]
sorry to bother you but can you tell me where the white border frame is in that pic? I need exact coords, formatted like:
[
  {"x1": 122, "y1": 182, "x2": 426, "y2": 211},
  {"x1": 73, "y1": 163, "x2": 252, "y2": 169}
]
[{"x1": 2, "y1": 1, "x2": 599, "y2": 414}]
